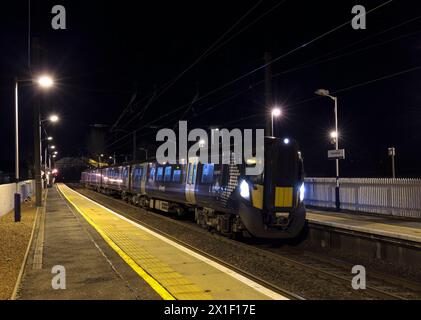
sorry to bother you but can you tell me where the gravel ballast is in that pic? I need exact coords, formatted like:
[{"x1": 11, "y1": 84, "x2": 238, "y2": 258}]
[{"x1": 0, "y1": 203, "x2": 37, "y2": 300}]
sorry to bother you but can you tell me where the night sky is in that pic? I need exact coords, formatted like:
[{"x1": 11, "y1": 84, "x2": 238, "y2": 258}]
[{"x1": 1, "y1": 0, "x2": 421, "y2": 178}]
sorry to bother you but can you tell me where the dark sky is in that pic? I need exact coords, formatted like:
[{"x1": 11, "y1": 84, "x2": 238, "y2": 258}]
[{"x1": 1, "y1": 0, "x2": 421, "y2": 178}]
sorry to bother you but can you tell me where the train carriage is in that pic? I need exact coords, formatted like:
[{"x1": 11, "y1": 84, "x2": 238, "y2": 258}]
[{"x1": 81, "y1": 137, "x2": 306, "y2": 239}]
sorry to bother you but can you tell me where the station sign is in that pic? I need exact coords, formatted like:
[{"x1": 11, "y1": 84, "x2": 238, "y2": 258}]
[{"x1": 328, "y1": 149, "x2": 345, "y2": 160}]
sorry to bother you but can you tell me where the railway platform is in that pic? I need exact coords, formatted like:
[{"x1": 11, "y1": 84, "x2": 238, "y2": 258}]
[
  {"x1": 16, "y1": 184, "x2": 286, "y2": 300},
  {"x1": 302, "y1": 209, "x2": 421, "y2": 276},
  {"x1": 307, "y1": 209, "x2": 421, "y2": 244}
]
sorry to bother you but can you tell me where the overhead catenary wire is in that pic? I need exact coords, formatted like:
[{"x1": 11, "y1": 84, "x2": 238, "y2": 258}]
[
  {"x1": 107, "y1": 61, "x2": 421, "y2": 154},
  {"x1": 177, "y1": 1, "x2": 419, "y2": 125},
  {"x1": 115, "y1": 0, "x2": 268, "y2": 132},
  {"x1": 179, "y1": 0, "x2": 395, "y2": 109},
  {"x1": 106, "y1": 0, "x2": 394, "y2": 149},
  {"x1": 201, "y1": 0, "x2": 288, "y2": 60}
]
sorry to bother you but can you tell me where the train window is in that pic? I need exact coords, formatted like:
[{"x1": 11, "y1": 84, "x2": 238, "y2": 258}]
[
  {"x1": 141, "y1": 166, "x2": 147, "y2": 180},
  {"x1": 149, "y1": 167, "x2": 156, "y2": 181},
  {"x1": 192, "y1": 164, "x2": 197, "y2": 184},
  {"x1": 133, "y1": 167, "x2": 142, "y2": 182},
  {"x1": 187, "y1": 164, "x2": 193, "y2": 184},
  {"x1": 173, "y1": 169, "x2": 181, "y2": 182},
  {"x1": 164, "y1": 166, "x2": 172, "y2": 182},
  {"x1": 201, "y1": 164, "x2": 214, "y2": 184},
  {"x1": 156, "y1": 167, "x2": 164, "y2": 181}
]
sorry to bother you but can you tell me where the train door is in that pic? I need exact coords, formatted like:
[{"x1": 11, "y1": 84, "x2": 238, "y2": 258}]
[
  {"x1": 141, "y1": 163, "x2": 148, "y2": 195},
  {"x1": 185, "y1": 157, "x2": 199, "y2": 204}
]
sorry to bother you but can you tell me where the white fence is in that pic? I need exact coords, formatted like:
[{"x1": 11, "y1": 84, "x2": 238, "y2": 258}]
[
  {"x1": 304, "y1": 178, "x2": 421, "y2": 219},
  {"x1": 0, "y1": 180, "x2": 35, "y2": 217}
]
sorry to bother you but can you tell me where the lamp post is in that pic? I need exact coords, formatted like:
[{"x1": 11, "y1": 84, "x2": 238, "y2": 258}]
[
  {"x1": 388, "y1": 147, "x2": 396, "y2": 179},
  {"x1": 271, "y1": 108, "x2": 282, "y2": 137},
  {"x1": 14, "y1": 74, "x2": 54, "y2": 221},
  {"x1": 35, "y1": 76, "x2": 54, "y2": 207},
  {"x1": 316, "y1": 88, "x2": 340, "y2": 211},
  {"x1": 98, "y1": 154, "x2": 104, "y2": 168},
  {"x1": 42, "y1": 136, "x2": 53, "y2": 179},
  {"x1": 14, "y1": 79, "x2": 20, "y2": 222}
]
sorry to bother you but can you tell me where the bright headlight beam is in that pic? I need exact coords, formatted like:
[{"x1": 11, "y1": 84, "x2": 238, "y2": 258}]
[
  {"x1": 299, "y1": 183, "x2": 305, "y2": 202},
  {"x1": 240, "y1": 180, "x2": 250, "y2": 200}
]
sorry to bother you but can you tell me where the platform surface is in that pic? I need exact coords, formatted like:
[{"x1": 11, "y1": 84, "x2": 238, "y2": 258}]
[
  {"x1": 307, "y1": 209, "x2": 421, "y2": 243},
  {"x1": 56, "y1": 184, "x2": 285, "y2": 300},
  {"x1": 19, "y1": 186, "x2": 159, "y2": 300}
]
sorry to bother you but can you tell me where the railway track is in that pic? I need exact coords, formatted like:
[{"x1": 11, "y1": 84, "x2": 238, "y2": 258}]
[{"x1": 70, "y1": 185, "x2": 421, "y2": 300}]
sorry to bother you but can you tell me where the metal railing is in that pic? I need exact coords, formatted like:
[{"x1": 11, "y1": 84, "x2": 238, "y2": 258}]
[{"x1": 304, "y1": 177, "x2": 421, "y2": 218}]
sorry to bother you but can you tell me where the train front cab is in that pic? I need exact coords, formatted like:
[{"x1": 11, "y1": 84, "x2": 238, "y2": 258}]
[{"x1": 238, "y1": 137, "x2": 306, "y2": 239}]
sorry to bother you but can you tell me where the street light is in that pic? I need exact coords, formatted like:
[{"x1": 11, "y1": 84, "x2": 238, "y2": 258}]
[
  {"x1": 41, "y1": 114, "x2": 59, "y2": 123},
  {"x1": 49, "y1": 114, "x2": 59, "y2": 122},
  {"x1": 330, "y1": 131, "x2": 338, "y2": 139},
  {"x1": 316, "y1": 88, "x2": 340, "y2": 211},
  {"x1": 271, "y1": 107, "x2": 282, "y2": 137},
  {"x1": 37, "y1": 75, "x2": 54, "y2": 88},
  {"x1": 47, "y1": 136, "x2": 53, "y2": 141},
  {"x1": 14, "y1": 74, "x2": 55, "y2": 221}
]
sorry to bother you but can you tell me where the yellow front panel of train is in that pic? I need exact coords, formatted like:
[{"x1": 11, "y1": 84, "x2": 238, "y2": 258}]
[
  {"x1": 275, "y1": 187, "x2": 293, "y2": 207},
  {"x1": 252, "y1": 185, "x2": 264, "y2": 210}
]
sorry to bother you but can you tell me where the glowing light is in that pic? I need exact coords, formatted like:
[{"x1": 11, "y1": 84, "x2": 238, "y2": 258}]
[
  {"x1": 330, "y1": 131, "x2": 338, "y2": 139},
  {"x1": 52, "y1": 169, "x2": 58, "y2": 174},
  {"x1": 50, "y1": 145, "x2": 56, "y2": 149},
  {"x1": 47, "y1": 136, "x2": 53, "y2": 141},
  {"x1": 240, "y1": 180, "x2": 250, "y2": 200},
  {"x1": 49, "y1": 115, "x2": 59, "y2": 122},
  {"x1": 299, "y1": 183, "x2": 305, "y2": 202},
  {"x1": 246, "y1": 158, "x2": 257, "y2": 165},
  {"x1": 271, "y1": 108, "x2": 282, "y2": 117},
  {"x1": 37, "y1": 75, "x2": 54, "y2": 88},
  {"x1": 283, "y1": 138, "x2": 290, "y2": 145}
]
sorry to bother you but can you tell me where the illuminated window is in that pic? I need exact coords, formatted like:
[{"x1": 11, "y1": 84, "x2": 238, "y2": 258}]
[
  {"x1": 149, "y1": 167, "x2": 156, "y2": 181},
  {"x1": 173, "y1": 169, "x2": 181, "y2": 182},
  {"x1": 201, "y1": 164, "x2": 214, "y2": 184},
  {"x1": 133, "y1": 167, "x2": 142, "y2": 182},
  {"x1": 164, "y1": 166, "x2": 172, "y2": 182},
  {"x1": 156, "y1": 167, "x2": 164, "y2": 181}
]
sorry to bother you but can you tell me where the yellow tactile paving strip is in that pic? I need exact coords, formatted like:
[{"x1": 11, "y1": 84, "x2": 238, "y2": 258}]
[
  {"x1": 307, "y1": 211, "x2": 421, "y2": 243},
  {"x1": 58, "y1": 184, "x2": 279, "y2": 300}
]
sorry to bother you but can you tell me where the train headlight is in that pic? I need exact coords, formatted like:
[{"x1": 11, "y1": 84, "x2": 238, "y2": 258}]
[
  {"x1": 299, "y1": 183, "x2": 305, "y2": 202},
  {"x1": 240, "y1": 180, "x2": 250, "y2": 200}
]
